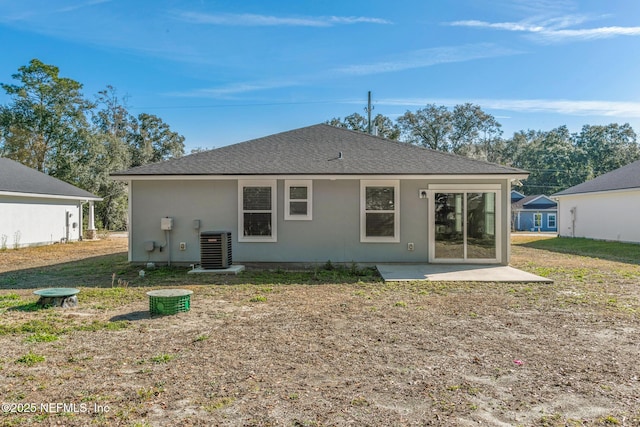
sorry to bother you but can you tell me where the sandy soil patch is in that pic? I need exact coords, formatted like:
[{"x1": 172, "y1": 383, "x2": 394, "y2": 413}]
[{"x1": 0, "y1": 236, "x2": 638, "y2": 426}]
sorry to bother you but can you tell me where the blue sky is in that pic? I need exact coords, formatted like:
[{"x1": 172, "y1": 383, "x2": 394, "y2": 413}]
[{"x1": 1, "y1": 0, "x2": 640, "y2": 152}]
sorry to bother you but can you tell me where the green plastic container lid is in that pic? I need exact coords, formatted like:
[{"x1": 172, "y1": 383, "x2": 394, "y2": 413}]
[{"x1": 34, "y1": 288, "x2": 80, "y2": 297}]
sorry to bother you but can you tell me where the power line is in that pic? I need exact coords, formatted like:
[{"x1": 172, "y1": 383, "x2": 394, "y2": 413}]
[{"x1": 128, "y1": 99, "x2": 354, "y2": 111}]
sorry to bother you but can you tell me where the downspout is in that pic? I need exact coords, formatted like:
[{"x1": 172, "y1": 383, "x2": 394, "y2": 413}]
[
  {"x1": 65, "y1": 211, "x2": 71, "y2": 243},
  {"x1": 79, "y1": 201, "x2": 86, "y2": 241}
]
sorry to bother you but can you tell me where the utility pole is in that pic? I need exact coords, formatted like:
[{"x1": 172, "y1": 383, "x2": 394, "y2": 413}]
[{"x1": 365, "y1": 91, "x2": 373, "y2": 134}]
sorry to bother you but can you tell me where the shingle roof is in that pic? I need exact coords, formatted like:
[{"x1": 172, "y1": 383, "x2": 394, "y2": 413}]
[
  {"x1": 0, "y1": 157, "x2": 101, "y2": 200},
  {"x1": 112, "y1": 124, "x2": 528, "y2": 177},
  {"x1": 512, "y1": 195, "x2": 557, "y2": 210},
  {"x1": 553, "y1": 159, "x2": 640, "y2": 197}
]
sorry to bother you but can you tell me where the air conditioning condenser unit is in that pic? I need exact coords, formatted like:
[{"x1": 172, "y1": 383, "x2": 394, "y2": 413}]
[{"x1": 200, "y1": 231, "x2": 232, "y2": 269}]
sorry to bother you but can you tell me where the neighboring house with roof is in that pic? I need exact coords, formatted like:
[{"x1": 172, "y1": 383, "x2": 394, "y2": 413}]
[
  {"x1": 553, "y1": 159, "x2": 640, "y2": 243},
  {"x1": 0, "y1": 157, "x2": 102, "y2": 248},
  {"x1": 111, "y1": 124, "x2": 528, "y2": 266},
  {"x1": 510, "y1": 190, "x2": 558, "y2": 232}
]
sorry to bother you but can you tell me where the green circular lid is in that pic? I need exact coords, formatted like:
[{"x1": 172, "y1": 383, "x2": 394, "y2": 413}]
[
  {"x1": 33, "y1": 288, "x2": 80, "y2": 297},
  {"x1": 146, "y1": 289, "x2": 193, "y2": 297}
]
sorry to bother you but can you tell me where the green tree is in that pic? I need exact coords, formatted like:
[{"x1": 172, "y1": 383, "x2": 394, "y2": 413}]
[
  {"x1": 505, "y1": 123, "x2": 639, "y2": 195},
  {"x1": 326, "y1": 113, "x2": 399, "y2": 139},
  {"x1": 501, "y1": 130, "x2": 533, "y2": 169},
  {"x1": 372, "y1": 114, "x2": 401, "y2": 140},
  {"x1": 450, "y1": 103, "x2": 503, "y2": 162},
  {"x1": 397, "y1": 104, "x2": 452, "y2": 151},
  {"x1": 130, "y1": 113, "x2": 185, "y2": 167},
  {"x1": 574, "y1": 123, "x2": 639, "y2": 179},
  {"x1": 89, "y1": 86, "x2": 134, "y2": 230},
  {"x1": 89, "y1": 86, "x2": 186, "y2": 229},
  {"x1": 397, "y1": 103, "x2": 502, "y2": 158},
  {"x1": 0, "y1": 60, "x2": 186, "y2": 230},
  {"x1": 512, "y1": 126, "x2": 585, "y2": 195},
  {"x1": 0, "y1": 59, "x2": 93, "y2": 176}
]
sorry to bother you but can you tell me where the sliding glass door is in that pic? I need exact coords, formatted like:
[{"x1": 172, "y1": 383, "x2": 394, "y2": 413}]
[{"x1": 432, "y1": 190, "x2": 499, "y2": 262}]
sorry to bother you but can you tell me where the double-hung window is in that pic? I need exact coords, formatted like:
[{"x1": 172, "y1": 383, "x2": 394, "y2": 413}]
[
  {"x1": 360, "y1": 180, "x2": 400, "y2": 242},
  {"x1": 238, "y1": 180, "x2": 277, "y2": 242},
  {"x1": 285, "y1": 180, "x2": 312, "y2": 220}
]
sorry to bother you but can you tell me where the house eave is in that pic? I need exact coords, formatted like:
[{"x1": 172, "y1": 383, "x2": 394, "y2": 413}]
[
  {"x1": 0, "y1": 190, "x2": 103, "y2": 202},
  {"x1": 553, "y1": 186, "x2": 640, "y2": 199},
  {"x1": 111, "y1": 173, "x2": 530, "y2": 182}
]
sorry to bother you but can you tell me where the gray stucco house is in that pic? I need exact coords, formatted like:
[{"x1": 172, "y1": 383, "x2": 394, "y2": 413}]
[
  {"x1": 111, "y1": 124, "x2": 528, "y2": 266},
  {"x1": 0, "y1": 157, "x2": 102, "y2": 248}
]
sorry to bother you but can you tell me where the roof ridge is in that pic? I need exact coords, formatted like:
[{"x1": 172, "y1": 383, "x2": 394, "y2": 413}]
[{"x1": 112, "y1": 124, "x2": 528, "y2": 176}]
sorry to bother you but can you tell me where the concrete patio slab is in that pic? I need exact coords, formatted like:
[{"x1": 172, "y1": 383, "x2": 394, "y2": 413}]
[
  {"x1": 376, "y1": 264, "x2": 552, "y2": 283},
  {"x1": 187, "y1": 265, "x2": 245, "y2": 275}
]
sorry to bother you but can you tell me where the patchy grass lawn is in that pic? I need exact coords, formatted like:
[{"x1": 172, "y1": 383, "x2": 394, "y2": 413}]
[
  {"x1": 0, "y1": 236, "x2": 639, "y2": 426},
  {"x1": 515, "y1": 235, "x2": 640, "y2": 264}
]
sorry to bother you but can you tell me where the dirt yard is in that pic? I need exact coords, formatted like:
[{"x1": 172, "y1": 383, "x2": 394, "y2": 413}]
[{"x1": 0, "y1": 235, "x2": 639, "y2": 426}]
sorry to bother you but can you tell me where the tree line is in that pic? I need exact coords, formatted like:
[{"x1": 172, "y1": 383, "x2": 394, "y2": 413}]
[
  {"x1": 0, "y1": 59, "x2": 185, "y2": 230},
  {"x1": 2, "y1": 59, "x2": 639, "y2": 230},
  {"x1": 328, "y1": 104, "x2": 640, "y2": 195}
]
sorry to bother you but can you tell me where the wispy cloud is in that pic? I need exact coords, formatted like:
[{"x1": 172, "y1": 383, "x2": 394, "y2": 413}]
[
  {"x1": 479, "y1": 99, "x2": 640, "y2": 117},
  {"x1": 56, "y1": 0, "x2": 111, "y2": 14},
  {"x1": 168, "y1": 43, "x2": 524, "y2": 98},
  {"x1": 507, "y1": 0, "x2": 578, "y2": 15},
  {"x1": 1, "y1": 0, "x2": 111, "y2": 20},
  {"x1": 175, "y1": 11, "x2": 392, "y2": 27},
  {"x1": 378, "y1": 98, "x2": 640, "y2": 117},
  {"x1": 166, "y1": 80, "x2": 302, "y2": 98},
  {"x1": 335, "y1": 43, "x2": 523, "y2": 76},
  {"x1": 450, "y1": 14, "x2": 640, "y2": 43}
]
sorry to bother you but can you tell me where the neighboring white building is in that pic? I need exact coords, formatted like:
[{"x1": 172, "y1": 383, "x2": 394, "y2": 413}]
[
  {"x1": 553, "y1": 159, "x2": 640, "y2": 243},
  {"x1": 0, "y1": 158, "x2": 102, "y2": 248}
]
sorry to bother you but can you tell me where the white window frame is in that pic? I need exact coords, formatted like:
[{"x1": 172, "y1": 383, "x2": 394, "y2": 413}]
[
  {"x1": 284, "y1": 180, "x2": 312, "y2": 221},
  {"x1": 427, "y1": 184, "x2": 502, "y2": 263},
  {"x1": 360, "y1": 180, "x2": 400, "y2": 243},
  {"x1": 547, "y1": 213, "x2": 556, "y2": 229},
  {"x1": 533, "y1": 212, "x2": 542, "y2": 229},
  {"x1": 238, "y1": 180, "x2": 277, "y2": 242}
]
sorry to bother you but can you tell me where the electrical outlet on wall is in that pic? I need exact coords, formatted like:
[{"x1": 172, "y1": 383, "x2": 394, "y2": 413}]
[
  {"x1": 179, "y1": 242, "x2": 187, "y2": 251},
  {"x1": 407, "y1": 242, "x2": 414, "y2": 251}
]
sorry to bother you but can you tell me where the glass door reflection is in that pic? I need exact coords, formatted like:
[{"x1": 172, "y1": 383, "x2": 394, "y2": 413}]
[{"x1": 433, "y1": 192, "x2": 496, "y2": 261}]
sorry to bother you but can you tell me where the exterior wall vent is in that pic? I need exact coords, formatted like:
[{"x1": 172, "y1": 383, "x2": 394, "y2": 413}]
[{"x1": 200, "y1": 231, "x2": 232, "y2": 269}]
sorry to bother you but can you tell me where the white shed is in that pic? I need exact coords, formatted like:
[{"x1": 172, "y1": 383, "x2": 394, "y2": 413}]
[
  {"x1": 553, "y1": 159, "x2": 640, "y2": 243},
  {"x1": 0, "y1": 158, "x2": 102, "y2": 248}
]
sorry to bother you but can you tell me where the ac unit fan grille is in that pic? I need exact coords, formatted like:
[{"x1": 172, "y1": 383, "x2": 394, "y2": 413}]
[{"x1": 200, "y1": 231, "x2": 232, "y2": 269}]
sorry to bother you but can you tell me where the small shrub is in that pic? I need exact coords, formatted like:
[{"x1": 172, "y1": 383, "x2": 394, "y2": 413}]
[
  {"x1": 598, "y1": 415, "x2": 621, "y2": 425},
  {"x1": 76, "y1": 320, "x2": 129, "y2": 332},
  {"x1": 250, "y1": 295, "x2": 267, "y2": 303},
  {"x1": 350, "y1": 396, "x2": 369, "y2": 406},
  {"x1": 203, "y1": 397, "x2": 235, "y2": 412},
  {"x1": 13, "y1": 230, "x2": 21, "y2": 249},
  {"x1": 16, "y1": 351, "x2": 45, "y2": 366},
  {"x1": 24, "y1": 332, "x2": 59, "y2": 343},
  {"x1": 111, "y1": 273, "x2": 129, "y2": 288},
  {"x1": 136, "y1": 385, "x2": 164, "y2": 401},
  {"x1": 0, "y1": 293, "x2": 21, "y2": 310},
  {"x1": 151, "y1": 353, "x2": 175, "y2": 364}
]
